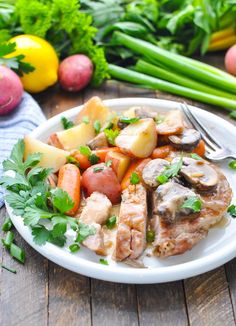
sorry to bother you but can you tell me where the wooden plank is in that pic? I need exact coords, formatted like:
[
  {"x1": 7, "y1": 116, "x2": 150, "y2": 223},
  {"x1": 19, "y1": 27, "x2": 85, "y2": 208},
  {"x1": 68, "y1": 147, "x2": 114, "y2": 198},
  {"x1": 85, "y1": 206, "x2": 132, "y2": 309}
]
[
  {"x1": 137, "y1": 282, "x2": 188, "y2": 326},
  {"x1": 48, "y1": 263, "x2": 91, "y2": 326},
  {"x1": 0, "y1": 207, "x2": 48, "y2": 326},
  {"x1": 184, "y1": 267, "x2": 235, "y2": 326},
  {"x1": 225, "y1": 259, "x2": 236, "y2": 318}
]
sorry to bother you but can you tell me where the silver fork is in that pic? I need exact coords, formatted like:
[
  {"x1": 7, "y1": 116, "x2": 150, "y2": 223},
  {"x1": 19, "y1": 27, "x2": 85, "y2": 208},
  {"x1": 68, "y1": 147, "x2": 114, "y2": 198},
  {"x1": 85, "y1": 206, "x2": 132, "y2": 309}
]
[{"x1": 180, "y1": 103, "x2": 236, "y2": 162}]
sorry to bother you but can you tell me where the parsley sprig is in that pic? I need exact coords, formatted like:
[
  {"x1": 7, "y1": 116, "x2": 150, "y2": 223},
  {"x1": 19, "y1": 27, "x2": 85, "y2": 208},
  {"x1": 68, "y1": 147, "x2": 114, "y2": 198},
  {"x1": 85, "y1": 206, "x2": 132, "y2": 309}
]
[
  {"x1": 79, "y1": 146, "x2": 100, "y2": 165},
  {"x1": 181, "y1": 196, "x2": 202, "y2": 213},
  {"x1": 0, "y1": 140, "x2": 97, "y2": 250},
  {"x1": 156, "y1": 157, "x2": 183, "y2": 184}
]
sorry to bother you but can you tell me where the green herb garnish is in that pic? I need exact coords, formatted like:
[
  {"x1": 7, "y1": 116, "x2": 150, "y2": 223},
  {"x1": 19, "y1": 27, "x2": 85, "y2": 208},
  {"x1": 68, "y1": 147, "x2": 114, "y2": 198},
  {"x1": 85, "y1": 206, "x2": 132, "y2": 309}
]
[
  {"x1": 99, "y1": 258, "x2": 109, "y2": 265},
  {"x1": 76, "y1": 223, "x2": 96, "y2": 243},
  {"x1": 93, "y1": 166, "x2": 104, "y2": 173},
  {"x1": 79, "y1": 146, "x2": 99, "y2": 165},
  {"x1": 104, "y1": 129, "x2": 119, "y2": 146},
  {"x1": 69, "y1": 243, "x2": 80, "y2": 253},
  {"x1": 82, "y1": 116, "x2": 90, "y2": 124},
  {"x1": 89, "y1": 153, "x2": 100, "y2": 165},
  {"x1": 105, "y1": 160, "x2": 113, "y2": 167},
  {"x1": 229, "y1": 161, "x2": 236, "y2": 170},
  {"x1": 61, "y1": 117, "x2": 74, "y2": 130},
  {"x1": 156, "y1": 175, "x2": 169, "y2": 184},
  {"x1": 130, "y1": 172, "x2": 140, "y2": 185},
  {"x1": 66, "y1": 156, "x2": 80, "y2": 167},
  {"x1": 93, "y1": 120, "x2": 101, "y2": 134},
  {"x1": 228, "y1": 205, "x2": 236, "y2": 218},
  {"x1": 119, "y1": 116, "x2": 140, "y2": 124},
  {"x1": 156, "y1": 157, "x2": 183, "y2": 184},
  {"x1": 181, "y1": 196, "x2": 202, "y2": 213},
  {"x1": 146, "y1": 230, "x2": 155, "y2": 243},
  {"x1": 106, "y1": 215, "x2": 117, "y2": 229}
]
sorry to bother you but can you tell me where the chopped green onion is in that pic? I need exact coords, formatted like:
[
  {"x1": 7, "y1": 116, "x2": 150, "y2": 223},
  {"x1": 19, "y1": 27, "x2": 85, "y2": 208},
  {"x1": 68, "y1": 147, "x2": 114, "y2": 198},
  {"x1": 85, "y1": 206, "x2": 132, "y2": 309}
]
[
  {"x1": 10, "y1": 243, "x2": 25, "y2": 263},
  {"x1": 99, "y1": 258, "x2": 109, "y2": 265},
  {"x1": 106, "y1": 215, "x2": 117, "y2": 229},
  {"x1": 61, "y1": 117, "x2": 74, "y2": 130},
  {"x1": 156, "y1": 174, "x2": 168, "y2": 184},
  {"x1": 104, "y1": 129, "x2": 119, "y2": 146},
  {"x1": 105, "y1": 160, "x2": 113, "y2": 167},
  {"x1": 69, "y1": 243, "x2": 80, "y2": 253},
  {"x1": 1, "y1": 264, "x2": 17, "y2": 274},
  {"x1": 82, "y1": 116, "x2": 90, "y2": 124},
  {"x1": 190, "y1": 153, "x2": 202, "y2": 160},
  {"x1": 146, "y1": 230, "x2": 155, "y2": 243},
  {"x1": 119, "y1": 116, "x2": 140, "y2": 124},
  {"x1": 66, "y1": 156, "x2": 80, "y2": 167},
  {"x1": 79, "y1": 146, "x2": 91, "y2": 157},
  {"x1": 2, "y1": 231, "x2": 14, "y2": 249},
  {"x1": 228, "y1": 161, "x2": 236, "y2": 170},
  {"x1": 93, "y1": 166, "x2": 104, "y2": 173},
  {"x1": 93, "y1": 120, "x2": 101, "y2": 134},
  {"x1": 130, "y1": 172, "x2": 140, "y2": 185},
  {"x1": 2, "y1": 216, "x2": 12, "y2": 231}
]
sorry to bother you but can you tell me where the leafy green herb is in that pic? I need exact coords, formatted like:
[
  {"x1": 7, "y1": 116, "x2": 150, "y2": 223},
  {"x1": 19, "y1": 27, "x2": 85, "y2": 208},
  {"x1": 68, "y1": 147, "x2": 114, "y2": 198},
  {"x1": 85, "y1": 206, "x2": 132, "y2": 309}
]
[
  {"x1": 130, "y1": 172, "x2": 140, "y2": 185},
  {"x1": 76, "y1": 223, "x2": 96, "y2": 243},
  {"x1": 93, "y1": 166, "x2": 104, "y2": 173},
  {"x1": 190, "y1": 153, "x2": 202, "y2": 160},
  {"x1": 31, "y1": 225, "x2": 50, "y2": 246},
  {"x1": 228, "y1": 161, "x2": 236, "y2": 170},
  {"x1": 105, "y1": 160, "x2": 113, "y2": 167},
  {"x1": 2, "y1": 216, "x2": 12, "y2": 232},
  {"x1": 89, "y1": 153, "x2": 100, "y2": 165},
  {"x1": 156, "y1": 174, "x2": 168, "y2": 184},
  {"x1": 119, "y1": 116, "x2": 140, "y2": 124},
  {"x1": 1, "y1": 264, "x2": 17, "y2": 274},
  {"x1": 82, "y1": 116, "x2": 90, "y2": 124},
  {"x1": 228, "y1": 205, "x2": 236, "y2": 218},
  {"x1": 156, "y1": 157, "x2": 183, "y2": 184},
  {"x1": 99, "y1": 258, "x2": 109, "y2": 265},
  {"x1": 0, "y1": 42, "x2": 35, "y2": 76},
  {"x1": 106, "y1": 215, "x2": 117, "y2": 229},
  {"x1": 50, "y1": 188, "x2": 74, "y2": 214},
  {"x1": 93, "y1": 120, "x2": 101, "y2": 134},
  {"x1": 61, "y1": 116, "x2": 74, "y2": 130},
  {"x1": 66, "y1": 156, "x2": 80, "y2": 167},
  {"x1": 69, "y1": 243, "x2": 80, "y2": 253},
  {"x1": 104, "y1": 129, "x2": 119, "y2": 146},
  {"x1": 146, "y1": 230, "x2": 155, "y2": 243},
  {"x1": 181, "y1": 196, "x2": 202, "y2": 213},
  {"x1": 79, "y1": 146, "x2": 92, "y2": 157}
]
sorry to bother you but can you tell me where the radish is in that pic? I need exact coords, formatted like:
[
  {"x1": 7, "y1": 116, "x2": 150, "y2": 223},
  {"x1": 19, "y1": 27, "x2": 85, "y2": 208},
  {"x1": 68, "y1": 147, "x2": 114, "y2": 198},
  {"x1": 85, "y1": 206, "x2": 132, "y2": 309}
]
[
  {"x1": 225, "y1": 44, "x2": 236, "y2": 76},
  {"x1": 58, "y1": 54, "x2": 93, "y2": 92},
  {"x1": 0, "y1": 65, "x2": 23, "y2": 115}
]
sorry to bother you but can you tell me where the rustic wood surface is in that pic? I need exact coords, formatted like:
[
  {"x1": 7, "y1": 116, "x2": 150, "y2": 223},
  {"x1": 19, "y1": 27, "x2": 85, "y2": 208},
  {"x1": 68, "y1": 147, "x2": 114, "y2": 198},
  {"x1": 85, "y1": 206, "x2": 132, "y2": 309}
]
[{"x1": 1, "y1": 54, "x2": 236, "y2": 326}]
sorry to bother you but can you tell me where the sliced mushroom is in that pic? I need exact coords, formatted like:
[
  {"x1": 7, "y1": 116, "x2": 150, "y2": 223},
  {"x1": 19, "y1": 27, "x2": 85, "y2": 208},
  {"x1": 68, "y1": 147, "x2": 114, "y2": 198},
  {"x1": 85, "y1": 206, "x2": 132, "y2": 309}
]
[
  {"x1": 87, "y1": 132, "x2": 108, "y2": 150},
  {"x1": 142, "y1": 159, "x2": 169, "y2": 188},
  {"x1": 152, "y1": 181, "x2": 199, "y2": 223},
  {"x1": 180, "y1": 157, "x2": 218, "y2": 192},
  {"x1": 156, "y1": 110, "x2": 184, "y2": 135},
  {"x1": 168, "y1": 129, "x2": 201, "y2": 151},
  {"x1": 134, "y1": 107, "x2": 158, "y2": 119}
]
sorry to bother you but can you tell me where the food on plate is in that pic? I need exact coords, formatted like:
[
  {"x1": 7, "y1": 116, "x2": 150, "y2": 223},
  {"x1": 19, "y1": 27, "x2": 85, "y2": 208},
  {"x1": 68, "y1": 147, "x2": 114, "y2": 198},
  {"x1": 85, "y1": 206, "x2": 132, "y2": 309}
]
[
  {"x1": 0, "y1": 65, "x2": 23, "y2": 116},
  {"x1": 58, "y1": 54, "x2": 93, "y2": 92},
  {"x1": 8, "y1": 34, "x2": 59, "y2": 93},
  {"x1": 24, "y1": 136, "x2": 69, "y2": 172},
  {"x1": 2, "y1": 97, "x2": 233, "y2": 267},
  {"x1": 225, "y1": 45, "x2": 236, "y2": 76},
  {"x1": 115, "y1": 118, "x2": 157, "y2": 158}
]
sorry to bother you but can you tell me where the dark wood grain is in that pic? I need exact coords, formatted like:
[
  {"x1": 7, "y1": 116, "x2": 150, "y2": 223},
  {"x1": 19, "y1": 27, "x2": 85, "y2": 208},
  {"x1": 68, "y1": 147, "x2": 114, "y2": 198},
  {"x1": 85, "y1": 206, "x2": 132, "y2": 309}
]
[
  {"x1": 225, "y1": 259, "x2": 236, "y2": 318},
  {"x1": 0, "y1": 208, "x2": 48, "y2": 326},
  {"x1": 184, "y1": 267, "x2": 235, "y2": 326}
]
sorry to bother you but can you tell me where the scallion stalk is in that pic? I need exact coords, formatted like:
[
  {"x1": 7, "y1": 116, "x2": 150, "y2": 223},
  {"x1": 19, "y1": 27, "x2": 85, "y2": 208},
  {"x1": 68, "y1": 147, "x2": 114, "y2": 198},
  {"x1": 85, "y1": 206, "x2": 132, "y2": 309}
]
[
  {"x1": 1, "y1": 216, "x2": 12, "y2": 231},
  {"x1": 108, "y1": 64, "x2": 236, "y2": 111},
  {"x1": 2, "y1": 231, "x2": 14, "y2": 249},
  {"x1": 10, "y1": 243, "x2": 25, "y2": 264},
  {"x1": 135, "y1": 59, "x2": 236, "y2": 100},
  {"x1": 113, "y1": 32, "x2": 236, "y2": 93}
]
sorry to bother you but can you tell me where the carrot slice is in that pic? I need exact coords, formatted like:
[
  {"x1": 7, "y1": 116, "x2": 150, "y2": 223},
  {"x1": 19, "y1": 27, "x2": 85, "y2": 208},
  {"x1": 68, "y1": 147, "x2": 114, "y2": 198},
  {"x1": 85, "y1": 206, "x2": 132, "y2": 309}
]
[
  {"x1": 95, "y1": 147, "x2": 121, "y2": 162},
  {"x1": 151, "y1": 145, "x2": 174, "y2": 159},
  {"x1": 57, "y1": 163, "x2": 81, "y2": 216},
  {"x1": 121, "y1": 158, "x2": 151, "y2": 190},
  {"x1": 193, "y1": 139, "x2": 206, "y2": 157}
]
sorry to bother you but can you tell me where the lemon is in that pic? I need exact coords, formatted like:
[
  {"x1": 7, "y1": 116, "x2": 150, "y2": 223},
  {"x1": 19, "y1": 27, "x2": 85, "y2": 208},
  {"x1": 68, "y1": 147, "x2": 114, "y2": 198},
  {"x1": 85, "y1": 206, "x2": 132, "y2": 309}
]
[{"x1": 8, "y1": 35, "x2": 59, "y2": 93}]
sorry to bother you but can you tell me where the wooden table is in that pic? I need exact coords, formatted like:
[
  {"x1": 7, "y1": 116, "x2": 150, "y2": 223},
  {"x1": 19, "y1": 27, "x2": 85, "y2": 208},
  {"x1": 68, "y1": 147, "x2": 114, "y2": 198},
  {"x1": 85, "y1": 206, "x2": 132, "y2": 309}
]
[{"x1": 1, "y1": 54, "x2": 236, "y2": 326}]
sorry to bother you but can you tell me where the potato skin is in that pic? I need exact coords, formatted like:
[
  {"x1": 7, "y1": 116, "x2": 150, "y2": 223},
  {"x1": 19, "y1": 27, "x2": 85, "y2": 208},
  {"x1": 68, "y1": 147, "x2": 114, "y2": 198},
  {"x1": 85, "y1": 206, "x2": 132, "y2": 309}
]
[{"x1": 81, "y1": 163, "x2": 122, "y2": 204}]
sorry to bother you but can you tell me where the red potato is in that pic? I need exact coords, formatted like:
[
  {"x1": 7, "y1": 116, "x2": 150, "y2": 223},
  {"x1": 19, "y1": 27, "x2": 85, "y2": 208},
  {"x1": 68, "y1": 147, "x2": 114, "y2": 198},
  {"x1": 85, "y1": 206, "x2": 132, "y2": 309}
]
[
  {"x1": 58, "y1": 54, "x2": 93, "y2": 92},
  {"x1": 57, "y1": 163, "x2": 81, "y2": 216},
  {"x1": 0, "y1": 65, "x2": 23, "y2": 115},
  {"x1": 225, "y1": 45, "x2": 236, "y2": 76},
  {"x1": 81, "y1": 163, "x2": 121, "y2": 204}
]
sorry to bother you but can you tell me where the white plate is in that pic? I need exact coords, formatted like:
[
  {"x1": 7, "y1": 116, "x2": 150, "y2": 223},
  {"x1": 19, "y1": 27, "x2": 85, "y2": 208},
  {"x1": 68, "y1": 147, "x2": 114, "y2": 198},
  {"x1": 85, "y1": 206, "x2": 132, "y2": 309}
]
[{"x1": 6, "y1": 98, "x2": 236, "y2": 284}]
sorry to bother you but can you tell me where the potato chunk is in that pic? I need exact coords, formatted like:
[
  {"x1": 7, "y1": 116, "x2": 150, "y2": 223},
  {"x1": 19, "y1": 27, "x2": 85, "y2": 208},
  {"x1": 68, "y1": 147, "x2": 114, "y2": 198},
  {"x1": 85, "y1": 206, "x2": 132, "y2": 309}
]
[
  {"x1": 115, "y1": 118, "x2": 157, "y2": 158},
  {"x1": 105, "y1": 151, "x2": 130, "y2": 181},
  {"x1": 24, "y1": 136, "x2": 69, "y2": 172},
  {"x1": 56, "y1": 122, "x2": 95, "y2": 150}
]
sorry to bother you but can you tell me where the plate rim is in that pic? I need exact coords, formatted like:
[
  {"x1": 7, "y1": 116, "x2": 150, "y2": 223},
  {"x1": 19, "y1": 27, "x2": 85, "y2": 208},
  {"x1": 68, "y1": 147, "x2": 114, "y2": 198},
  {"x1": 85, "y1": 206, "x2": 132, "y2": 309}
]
[{"x1": 6, "y1": 97, "x2": 236, "y2": 284}]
